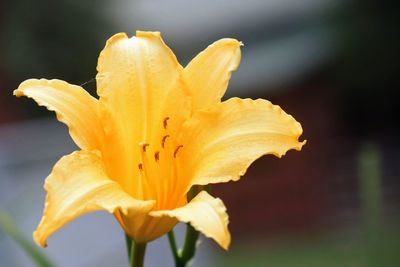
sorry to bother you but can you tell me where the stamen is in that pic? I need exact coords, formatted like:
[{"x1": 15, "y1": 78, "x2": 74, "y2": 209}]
[
  {"x1": 138, "y1": 163, "x2": 143, "y2": 171},
  {"x1": 163, "y1": 117, "x2": 170, "y2": 129},
  {"x1": 140, "y1": 143, "x2": 149, "y2": 152},
  {"x1": 162, "y1": 135, "x2": 170, "y2": 148},
  {"x1": 154, "y1": 151, "x2": 160, "y2": 162},
  {"x1": 174, "y1": 145, "x2": 183, "y2": 158}
]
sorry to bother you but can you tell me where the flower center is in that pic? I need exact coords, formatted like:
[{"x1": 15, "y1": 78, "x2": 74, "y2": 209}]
[{"x1": 136, "y1": 117, "x2": 184, "y2": 208}]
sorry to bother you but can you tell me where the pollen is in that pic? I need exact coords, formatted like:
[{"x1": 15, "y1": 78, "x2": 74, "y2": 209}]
[
  {"x1": 161, "y1": 135, "x2": 170, "y2": 148},
  {"x1": 154, "y1": 151, "x2": 160, "y2": 162},
  {"x1": 140, "y1": 143, "x2": 149, "y2": 152},
  {"x1": 163, "y1": 117, "x2": 170, "y2": 129},
  {"x1": 174, "y1": 145, "x2": 183, "y2": 158}
]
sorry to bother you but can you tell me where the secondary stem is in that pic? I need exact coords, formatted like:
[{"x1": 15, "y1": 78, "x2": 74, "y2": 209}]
[
  {"x1": 167, "y1": 185, "x2": 205, "y2": 267},
  {"x1": 180, "y1": 224, "x2": 200, "y2": 266},
  {"x1": 168, "y1": 230, "x2": 180, "y2": 263},
  {"x1": 168, "y1": 224, "x2": 200, "y2": 267}
]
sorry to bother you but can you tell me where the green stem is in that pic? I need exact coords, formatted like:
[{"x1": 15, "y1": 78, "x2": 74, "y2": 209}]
[
  {"x1": 168, "y1": 185, "x2": 205, "y2": 267},
  {"x1": 130, "y1": 242, "x2": 147, "y2": 267},
  {"x1": 180, "y1": 224, "x2": 200, "y2": 266},
  {"x1": 125, "y1": 234, "x2": 133, "y2": 262},
  {"x1": 167, "y1": 230, "x2": 180, "y2": 263},
  {"x1": 168, "y1": 224, "x2": 200, "y2": 267},
  {"x1": 125, "y1": 234, "x2": 147, "y2": 267}
]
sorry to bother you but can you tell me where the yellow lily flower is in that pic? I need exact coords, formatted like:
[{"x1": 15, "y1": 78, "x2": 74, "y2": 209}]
[{"x1": 14, "y1": 31, "x2": 305, "y2": 250}]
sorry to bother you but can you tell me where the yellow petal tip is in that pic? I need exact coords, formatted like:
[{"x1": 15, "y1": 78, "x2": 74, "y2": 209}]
[
  {"x1": 13, "y1": 89, "x2": 22, "y2": 97},
  {"x1": 136, "y1": 30, "x2": 161, "y2": 38},
  {"x1": 299, "y1": 139, "x2": 307, "y2": 150},
  {"x1": 33, "y1": 230, "x2": 47, "y2": 248},
  {"x1": 13, "y1": 78, "x2": 41, "y2": 96},
  {"x1": 105, "y1": 32, "x2": 128, "y2": 47},
  {"x1": 222, "y1": 240, "x2": 230, "y2": 250},
  {"x1": 218, "y1": 38, "x2": 242, "y2": 51}
]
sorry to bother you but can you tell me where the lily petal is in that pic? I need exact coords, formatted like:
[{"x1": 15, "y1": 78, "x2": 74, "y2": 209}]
[
  {"x1": 183, "y1": 38, "x2": 241, "y2": 111},
  {"x1": 96, "y1": 31, "x2": 185, "y2": 140},
  {"x1": 150, "y1": 191, "x2": 230, "y2": 250},
  {"x1": 180, "y1": 98, "x2": 305, "y2": 186},
  {"x1": 34, "y1": 150, "x2": 154, "y2": 247},
  {"x1": 96, "y1": 31, "x2": 189, "y2": 195},
  {"x1": 14, "y1": 79, "x2": 103, "y2": 150}
]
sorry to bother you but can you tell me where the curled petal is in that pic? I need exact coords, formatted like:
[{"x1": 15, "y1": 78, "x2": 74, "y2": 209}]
[
  {"x1": 150, "y1": 191, "x2": 230, "y2": 250},
  {"x1": 34, "y1": 150, "x2": 154, "y2": 247},
  {"x1": 180, "y1": 97, "x2": 305, "y2": 187},
  {"x1": 14, "y1": 79, "x2": 104, "y2": 150},
  {"x1": 184, "y1": 38, "x2": 241, "y2": 111}
]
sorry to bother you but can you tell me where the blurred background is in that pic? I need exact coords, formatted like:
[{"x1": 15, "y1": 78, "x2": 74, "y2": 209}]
[{"x1": 1, "y1": 0, "x2": 399, "y2": 266}]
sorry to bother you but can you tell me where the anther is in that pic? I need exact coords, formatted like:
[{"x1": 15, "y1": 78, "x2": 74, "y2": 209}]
[
  {"x1": 138, "y1": 163, "x2": 143, "y2": 171},
  {"x1": 140, "y1": 143, "x2": 149, "y2": 152},
  {"x1": 154, "y1": 151, "x2": 160, "y2": 162},
  {"x1": 162, "y1": 135, "x2": 170, "y2": 148},
  {"x1": 163, "y1": 117, "x2": 170, "y2": 129},
  {"x1": 174, "y1": 145, "x2": 183, "y2": 158}
]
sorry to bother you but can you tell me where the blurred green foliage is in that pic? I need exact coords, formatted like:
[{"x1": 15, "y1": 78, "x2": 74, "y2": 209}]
[
  {"x1": 0, "y1": 210, "x2": 56, "y2": 267},
  {"x1": 218, "y1": 226, "x2": 400, "y2": 267},
  {"x1": 217, "y1": 142, "x2": 400, "y2": 267},
  {"x1": 327, "y1": 0, "x2": 400, "y2": 135},
  {"x1": 1, "y1": 0, "x2": 112, "y2": 82},
  {"x1": 0, "y1": 0, "x2": 114, "y2": 120}
]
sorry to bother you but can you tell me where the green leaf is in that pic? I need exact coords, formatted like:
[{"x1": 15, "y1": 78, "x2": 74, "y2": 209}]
[{"x1": 0, "y1": 209, "x2": 56, "y2": 267}]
